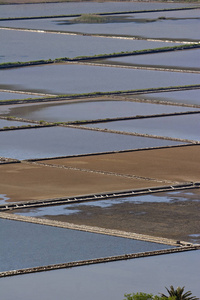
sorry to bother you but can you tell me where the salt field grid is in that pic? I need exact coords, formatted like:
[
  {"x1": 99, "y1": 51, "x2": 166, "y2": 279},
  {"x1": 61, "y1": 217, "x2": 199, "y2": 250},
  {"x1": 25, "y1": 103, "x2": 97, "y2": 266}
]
[
  {"x1": 0, "y1": 99, "x2": 199, "y2": 123},
  {"x1": 1, "y1": 64, "x2": 200, "y2": 95},
  {"x1": 83, "y1": 113, "x2": 200, "y2": 142},
  {"x1": 107, "y1": 48, "x2": 200, "y2": 71},
  {"x1": 0, "y1": 1, "x2": 200, "y2": 297},
  {"x1": 0, "y1": 29, "x2": 183, "y2": 64},
  {"x1": 0, "y1": 250, "x2": 199, "y2": 300},
  {"x1": 135, "y1": 89, "x2": 200, "y2": 106},
  {"x1": 0, "y1": 2, "x2": 192, "y2": 19},
  {"x1": 0, "y1": 118, "x2": 32, "y2": 129},
  {"x1": 0, "y1": 126, "x2": 184, "y2": 160},
  {"x1": 0, "y1": 218, "x2": 173, "y2": 273},
  {"x1": 1, "y1": 8, "x2": 199, "y2": 41}
]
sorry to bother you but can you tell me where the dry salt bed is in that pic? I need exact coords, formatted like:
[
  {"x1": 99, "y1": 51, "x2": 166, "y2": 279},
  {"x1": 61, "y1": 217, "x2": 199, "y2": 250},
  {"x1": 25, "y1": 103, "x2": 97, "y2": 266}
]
[
  {"x1": 84, "y1": 113, "x2": 200, "y2": 142},
  {"x1": 0, "y1": 99, "x2": 198, "y2": 122},
  {"x1": 2, "y1": 11, "x2": 199, "y2": 42},
  {"x1": 0, "y1": 218, "x2": 173, "y2": 273},
  {"x1": 1, "y1": 64, "x2": 200, "y2": 95},
  {"x1": 0, "y1": 29, "x2": 182, "y2": 64},
  {"x1": 0, "y1": 91, "x2": 42, "y2": 101},
  {"x1": 0, "y1": 126, "x2": 183, "y2": 160},
  {"x1": 0, "y1": 2, "x2": 193, "y2": 19},
  {"x1": 107, "y1": 48, "x2": 200, "y2": 71},
  {"x1": 0, "y1": 118, "x2": 32, "y2": 129},
  {"x1": 135, "y1": 89, "x2": 200, "y2": 106},
  {"x1": 0, "y1": 250, "x2": 199, "y2": 300}
]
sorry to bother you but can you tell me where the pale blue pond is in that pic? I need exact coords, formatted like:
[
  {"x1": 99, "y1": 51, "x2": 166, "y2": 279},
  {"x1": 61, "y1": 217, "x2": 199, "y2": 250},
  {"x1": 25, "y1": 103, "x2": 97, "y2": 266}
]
[
  {"x1": 108, "y1": 48, "x2": 200, "y2": 70},
  {"x1": 0, "y1": 126, "x2": 183, "y2": 160},
  {"x1": 0, "y1": 92, "x2": 41, "y2": 101},
  {"x1": 85, "y1": 113, "x2": 200, "y2": 141},
  {"x1": 136, "y1": 89, "x2": 200, "y2": 106},
  {"x1": 0, "y1": 2, "x2": 192, "y2": 19},
  {"x1": 14, "y1": 188, "x2": 200, "y2": 218},
  {"x1": 1, "y1": 64, "x2": 200, "y2": 95},
  {"x1": 0, "y1": 100, "x2": 198, "y2": 122},
  {"x1": 0, "y1": 29, "x2": 181, "y2": 63},
  {"x1": 0, "y1": 118, "x2": 31, "y2": 128},
  {"x1": 1, "y1": 12, "x2": 199, "y2": 41},
  {"x1": 0, "y1": 218, "x2": 172, "y2": 272},
  {"x1": 0, "y1": 250, "x2": 199, "y2": 300}
]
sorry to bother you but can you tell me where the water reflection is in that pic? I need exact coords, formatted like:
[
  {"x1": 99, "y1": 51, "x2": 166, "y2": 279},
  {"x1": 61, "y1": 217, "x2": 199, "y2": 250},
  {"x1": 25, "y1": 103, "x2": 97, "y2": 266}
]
[
  {"x1": 1, "y1": 64, "x2": 200, "y2": 95},
  {"x1": 0, "y1": 100, "x2": 198, "y2": 122},
  {"x1": 85, "y1": 114, "x2": 200, "y2": 141},
  {"x1": 108, "y1": 49, "x2": 200, "y2": 70},
  {"x1": 0, "y1": 126, "x2": 182, "y2": 160},
  {"x1": 0, "y1": 218, "x2": 172, "y2": 272},
  {"x1": 136, "y1": 89, "x2": 200, "y2": 106},
  {"x1": 0, "y1": 250, "x2": 199, "y2": 300}
]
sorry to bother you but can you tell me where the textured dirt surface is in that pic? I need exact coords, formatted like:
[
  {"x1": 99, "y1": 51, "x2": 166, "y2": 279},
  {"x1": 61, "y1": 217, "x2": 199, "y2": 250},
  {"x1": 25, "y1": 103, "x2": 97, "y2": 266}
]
[
  {"x1": 0, "y1": 161, "x2": 162, "y2": 202},
  {"x1": 40, "y1": 145, "x2": 200, "y2": 184}
]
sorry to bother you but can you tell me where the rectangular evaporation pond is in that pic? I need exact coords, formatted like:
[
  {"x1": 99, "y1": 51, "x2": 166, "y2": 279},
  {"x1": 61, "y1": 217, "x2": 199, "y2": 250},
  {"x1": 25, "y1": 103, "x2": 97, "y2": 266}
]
[
  {"x1": 0, "y1": 119, "x2": 32, "y2": 129},
  {"x1": 0, "y1": 29, "x2": 182, "y2": 64},
  {"x1": 0, "y1": 126, "x2": 183, "y2": 160},
  {"x1": 1, "y1": 11, "x2": 198, "y2": 41},
  {"x1": 107, "y1": 49, "x2": 200, "y2": 70},
  {"x1": 14, "y1": 188, "x2": 200, "y2": 219},
  {"x1": 0, "y1": 2, "x2": 190, "y2": 19},
  {"x1": 0, "y1": 250, "x2": 199, "y2": 300},
  {"x1": 0, "y1": 92, "x2": 41, "y2": 101},
  {"x1": 1, "y1": 64, "x2": 200, "y2": 95},
  {"x1": 85, "y1": 113, "x2": 200, "y2": 141},
  {"x1": 0, "y1": 100, "x2": 198, "y2": 123},
  {"x1": 136, "y1": 89, "x2": 200, "y2": 106},
  {"x1": 0, "y1": 218, "x2": 173, "y2": 272}
]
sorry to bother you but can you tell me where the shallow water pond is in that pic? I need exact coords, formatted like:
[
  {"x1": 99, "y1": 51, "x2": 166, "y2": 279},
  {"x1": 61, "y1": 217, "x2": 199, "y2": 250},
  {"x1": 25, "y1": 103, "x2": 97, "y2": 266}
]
[
  {"x1": 14, "y1": 188, "x2": 200, "y2": 218},
  {"x1": 1, "y1": 64, "x2": 200, "y2": 95},
  {"x1": 0, "y1": 99, "x2": 198, "y2": 122},
  {"x1": 0, "y1": 91, "x2": 41, "y2": 101},
  {"x1": 0, "y1": 2, "x2": 192, "y2": 19},
  {"x1": 136, "y1": 89, "x2": 200, "y2": 106},
  {"x1": 108, "y1": 48, "x2": 200, "y2": 70},
  {"x1": 0, "y1": 118, "x2": 32, "y2": 129},
  {"x1": 0, "y1": 250, "x2": 199, "y2": 300},
  {"x1": 0, "y1": 29, "x2": 181, "y2": 63},
  {"x1": 0, "y1": 126, "x2": 182, "y2": 160},
  {"x1": 0, "y1": 218, "x2": 172, "y2": 272},
  {"x1": 1, "y1": 12, "x2": 199, "y2": 41},
  {"x1": 85, "y1": 113, "x2": 200, "y2": 141}
]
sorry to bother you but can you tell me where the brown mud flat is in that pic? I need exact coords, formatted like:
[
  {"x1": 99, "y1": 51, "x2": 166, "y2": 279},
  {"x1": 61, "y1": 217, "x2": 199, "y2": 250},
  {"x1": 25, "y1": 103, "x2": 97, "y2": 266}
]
[
  {"x1": 39, "y1": 144, "x2": 200, "y2": 183},
  {"x1": 0, "y1": 162, "x2": 163, "y2": 203},
  {"x1": 43, "y1": 196, "x2": 200, "y2": 243}
]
